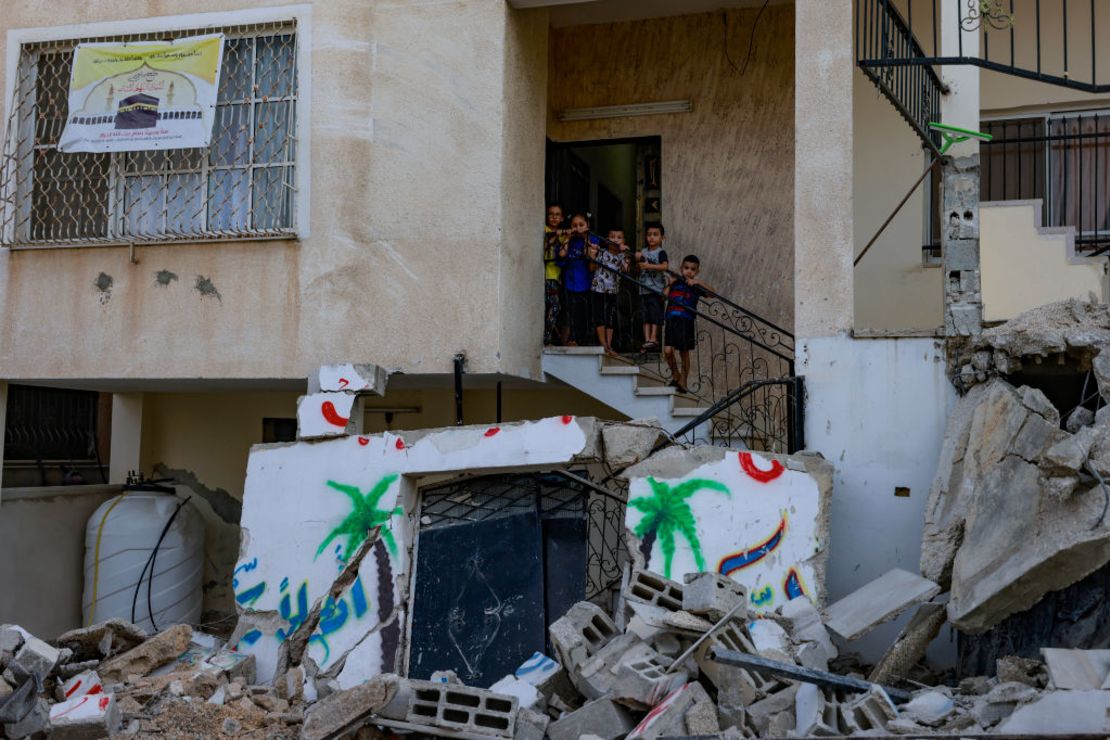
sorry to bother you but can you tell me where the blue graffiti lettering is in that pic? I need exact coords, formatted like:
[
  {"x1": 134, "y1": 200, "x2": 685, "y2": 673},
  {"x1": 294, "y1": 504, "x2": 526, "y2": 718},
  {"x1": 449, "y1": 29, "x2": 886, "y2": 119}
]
[{"x1": 750, "y1": 585, "x2": 774, "y2": 607}]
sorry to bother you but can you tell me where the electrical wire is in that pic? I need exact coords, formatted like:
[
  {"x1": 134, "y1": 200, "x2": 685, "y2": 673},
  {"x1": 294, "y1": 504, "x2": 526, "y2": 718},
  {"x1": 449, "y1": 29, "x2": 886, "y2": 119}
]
[
  {"x1": 130, "y1": 496, "x2": 192, "y2": 632},
  {"x1": 723, "y1": 0, "x2": 771, "y2": 76}
]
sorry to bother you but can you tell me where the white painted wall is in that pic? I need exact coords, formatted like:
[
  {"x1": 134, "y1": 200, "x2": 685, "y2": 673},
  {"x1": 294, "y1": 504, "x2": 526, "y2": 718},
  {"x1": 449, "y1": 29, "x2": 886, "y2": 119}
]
[{"x1": 798, "y1": 335, "x2": 956, "y2": 661}]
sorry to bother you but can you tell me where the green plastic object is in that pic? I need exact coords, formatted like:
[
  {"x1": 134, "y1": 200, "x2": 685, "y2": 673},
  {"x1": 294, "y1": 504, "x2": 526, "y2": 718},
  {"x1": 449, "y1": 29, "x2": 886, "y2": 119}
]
[{"x1": 929, "y1": 122, "x2": 994, "y2": 154}]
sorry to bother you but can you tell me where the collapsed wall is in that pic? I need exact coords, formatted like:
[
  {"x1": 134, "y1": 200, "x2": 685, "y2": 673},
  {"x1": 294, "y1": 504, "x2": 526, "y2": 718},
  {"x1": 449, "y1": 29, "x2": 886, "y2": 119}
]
[{"x1": 926, "y1": 298, "x2": 1110, "y2": 636}]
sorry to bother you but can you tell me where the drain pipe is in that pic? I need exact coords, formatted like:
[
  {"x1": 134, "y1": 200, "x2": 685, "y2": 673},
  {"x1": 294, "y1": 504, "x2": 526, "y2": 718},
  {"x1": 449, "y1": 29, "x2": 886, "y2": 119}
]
[{"x1": 453, "y1": 353, "x2": 465, "y2": 425}]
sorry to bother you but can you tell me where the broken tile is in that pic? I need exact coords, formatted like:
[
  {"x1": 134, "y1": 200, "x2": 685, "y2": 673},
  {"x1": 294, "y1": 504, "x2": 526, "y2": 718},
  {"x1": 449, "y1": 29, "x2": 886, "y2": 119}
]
[{"x1": 824, "y1": 569, "x2": 941, "y2": 640}]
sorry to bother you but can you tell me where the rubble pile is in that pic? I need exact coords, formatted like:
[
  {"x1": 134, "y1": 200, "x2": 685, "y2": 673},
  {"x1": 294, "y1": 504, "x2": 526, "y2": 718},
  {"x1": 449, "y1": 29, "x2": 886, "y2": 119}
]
[{"x1": 0, "y1": 620, "x2": 304, "y2": 739}]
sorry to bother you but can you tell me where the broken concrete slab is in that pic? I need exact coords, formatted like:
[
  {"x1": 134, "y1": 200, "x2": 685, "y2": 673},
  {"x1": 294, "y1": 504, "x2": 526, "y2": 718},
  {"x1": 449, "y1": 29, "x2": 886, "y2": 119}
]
[
  {"x1": 996, "y1": 655, "x2": 1047, "y2": 688},
  {"x1": 624, "y1": 447, "x2": 833, "y2": 610},
  {"x1": 601, "y1": 419, "x2": 663, "y2": 467},
  {"x1": 824, "y1": 569, "x2": 940, "y2": 641},
  {"x1": 98, "y1": 625, "x2": 192, "y2": 682},
  {"x1": 48, "y1": 693, "x2": 120, "y2": 740},
  {"x1": 55, "y1": 620, "x2": 147, "y2": 663},
  {"x1": 996, "y1": 689, "x2": 1110, "y2": 734},
  {"x1": 310, "y1": 363, "x2": 389, "y2": 395},
  {"x1": 297, "y1": 392, "x2": 361, "y2": 439},
  {"x1": 1041, "y1": 647, "x2": 1110, "y2": 689},
  {"x1": 300, "y1": 673, "x2": 399, "y2": 740},
  {"x1": 547, "y1": 698, "x2": 636, "y2": 740},
  {"x1": 777, "y1": 596, "x2": 837, "y2": 665},
  {"x1": 682, "y1": 571, "x2": 746, "y2": 623}
]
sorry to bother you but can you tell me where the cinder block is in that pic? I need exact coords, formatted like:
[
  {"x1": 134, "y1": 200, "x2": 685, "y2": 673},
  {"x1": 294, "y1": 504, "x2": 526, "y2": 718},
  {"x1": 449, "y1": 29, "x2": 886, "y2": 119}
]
[
  {"x1": 795, "y1": 683, "x2": 840, "y2": 737},
  {"x1": 49, "y1": 693, "x2": 120, "y2": 740},
  {"x1": 514, "y1": 707, "x2": 549, "y2": 740},
  {"x1": 694, "y1": 620, "x2": 786, "y2": 704},
  {"x1": 378, "y1": 679, "x2": 517, "y2": 738},
  {"x1": 682, "y1": 572, "x2": 746, "y2": 622},
  {"x1": 748, "y1": 684, "x2": 800, "y2": 736},
  {"x1": 549, "y1": 602, "x2": 619, "y2": 672},
  {"x1": 573, "y1": 634, "x2": 645, "y2": 700},
  {"x1": 548, "y1": 699, "x2": 636, "y2": 740},
  {"x1": 626, "y1": 570, "x2": 683, "y2": 611},
  {"x1": 612, "y1": 651, "x2": 687, "y2": 709},
  {"x1": 9, "y1": 634, "x2": 60, "y2": 683},
  {"x1": 840, "y1": 686, "x2": 898, "y2": 733}
]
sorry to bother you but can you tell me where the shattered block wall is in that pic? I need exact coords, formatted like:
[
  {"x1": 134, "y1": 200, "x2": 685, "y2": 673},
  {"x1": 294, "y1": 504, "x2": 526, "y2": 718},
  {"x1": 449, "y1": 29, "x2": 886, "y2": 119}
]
[
  {"x1": 232, "y1": 416, "x2": 598, "y2": 688},
  {"x1": 624, "y1": 447, "x2": 832, "y2": 611}
]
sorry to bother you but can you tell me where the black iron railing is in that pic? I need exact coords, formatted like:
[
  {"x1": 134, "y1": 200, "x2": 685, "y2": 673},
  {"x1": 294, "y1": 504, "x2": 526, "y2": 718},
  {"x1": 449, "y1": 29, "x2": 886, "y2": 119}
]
[
  {"x1": 982, "y1": 113, "x2": 1110, "y2": 255},
  {"x1": 857, "y1": 0, "x2": 948, "y2": 154},
  {"x1": 545, "y1": 233, "x2": 801, "y2": 453},
  {"x1": 859, "y1": 0, "x2": 1110, "y2": 135}
]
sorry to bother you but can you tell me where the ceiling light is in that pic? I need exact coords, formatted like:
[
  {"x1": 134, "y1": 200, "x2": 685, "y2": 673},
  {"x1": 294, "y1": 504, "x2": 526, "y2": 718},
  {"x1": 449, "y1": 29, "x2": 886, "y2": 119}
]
[{"x1": 558, "y1": 100, "x2": 692, "y2": 122}]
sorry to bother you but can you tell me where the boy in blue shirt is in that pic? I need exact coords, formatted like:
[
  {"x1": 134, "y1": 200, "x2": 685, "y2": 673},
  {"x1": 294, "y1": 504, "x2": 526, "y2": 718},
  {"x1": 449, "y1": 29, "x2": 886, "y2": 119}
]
[
  {"x1": 663, "y1": 254, "x2": 715, "y2": 394},
  {"x1": 558, "y1": 213, "x2": 600, "y2": 346}
]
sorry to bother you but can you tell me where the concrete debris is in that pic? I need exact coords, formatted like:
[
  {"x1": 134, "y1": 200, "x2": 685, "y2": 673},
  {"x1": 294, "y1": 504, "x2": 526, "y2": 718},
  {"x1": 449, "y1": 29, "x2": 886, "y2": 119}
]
[
  {"x1": 682, "y1": 572, "x2": 747, "y2": 623},
  {"x1": 824, "y1": 568, "x2": 941, "y2": 641},
  {"x1": 548, "y1": 698, "x2": 636, "y2": 740},
  {"x1": 995, "y1": 654, "x2": 1048, "y2": 688},
  {"x1": 921, "y1": 375, "x2": 1110, "y2": 633},
  {"x1": 1041, "y1": 647, "x2": 1110, "y2": 690},
  {"x1": 867, "y1": 602, "x2": 946, "y2": 685},
  {"x1": 98, "y1": 624, "x2": 193, "y2": 682},
  {"x1": 900, "y1": 690, "x2": 955, "y2": 726},
  {"x1": 996, "y1": 689, "x2": 1110, "y2": 734}
]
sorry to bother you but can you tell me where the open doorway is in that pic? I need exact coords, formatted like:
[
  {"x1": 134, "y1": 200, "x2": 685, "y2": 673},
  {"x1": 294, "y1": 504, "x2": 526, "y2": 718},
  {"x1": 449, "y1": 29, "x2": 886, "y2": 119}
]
[{"x1": 546, "y1": 137, "x2": 660, "y2": 251}]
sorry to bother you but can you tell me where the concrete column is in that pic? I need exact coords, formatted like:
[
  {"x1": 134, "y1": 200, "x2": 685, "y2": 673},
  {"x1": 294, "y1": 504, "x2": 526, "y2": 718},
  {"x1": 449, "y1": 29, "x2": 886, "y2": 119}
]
[
  {"x1": 794, "y1": 0, "x2": 854, "y2": 339},
  {"x1": 939, "y1": 0, "x2": 983, "y2": 351},
  {"x1": 109, "y1": 393, "x2": 144, "y2": 484}
]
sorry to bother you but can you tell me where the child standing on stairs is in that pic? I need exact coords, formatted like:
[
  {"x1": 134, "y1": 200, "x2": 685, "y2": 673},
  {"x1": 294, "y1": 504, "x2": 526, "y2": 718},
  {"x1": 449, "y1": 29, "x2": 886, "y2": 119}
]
[
  {"x1": 663, "y1": 254, "x2": 715, "y2": 394},
  {"x1": 591, "y1": 226, "x2": 631, "y2": 357},
  {"x1": 635, "y1": 223, "x2": 669, "y2": 352}
]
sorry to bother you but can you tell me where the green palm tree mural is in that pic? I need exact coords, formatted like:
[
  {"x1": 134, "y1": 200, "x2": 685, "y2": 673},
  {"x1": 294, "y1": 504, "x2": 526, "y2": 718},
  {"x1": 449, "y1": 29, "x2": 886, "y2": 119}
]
[
  {"x1": 316, "y1": 474, "x2": 403, "y2": 561},
  {"x1": 628, "y1": 477, "x2": 731, "y2": 578}
]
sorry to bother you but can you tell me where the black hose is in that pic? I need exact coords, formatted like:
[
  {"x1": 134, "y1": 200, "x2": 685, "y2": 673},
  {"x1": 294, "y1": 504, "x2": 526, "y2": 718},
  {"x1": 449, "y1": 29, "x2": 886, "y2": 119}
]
[{"x1": 131, "y1": 496, "x2": 192, "y2": 631}]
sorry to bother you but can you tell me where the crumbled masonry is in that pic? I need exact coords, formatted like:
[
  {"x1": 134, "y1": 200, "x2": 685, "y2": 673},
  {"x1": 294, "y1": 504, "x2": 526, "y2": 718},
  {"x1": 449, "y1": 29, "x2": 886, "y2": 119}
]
[{"x1": 9, "y1": 330, "x2": 1106, "y2": 738}]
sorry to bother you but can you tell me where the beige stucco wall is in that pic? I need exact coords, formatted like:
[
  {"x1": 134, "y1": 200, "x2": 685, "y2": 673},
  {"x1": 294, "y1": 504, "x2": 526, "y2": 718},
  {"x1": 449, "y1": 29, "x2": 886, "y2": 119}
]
[
  {"x1": 980, "y1": 200, "x2": 1107, "y2": 322},
  {"x1": 138, "y1": 384, "x2": 622, "y2": 500},
  {"x1": 0, "y1": 0, "x2": 549, "y2": 385},
  {"x1": 852, "y1": 67, "x2": 943, "y2": 331},
  {"x1": 548, "y1": 6, "x2": 795, "y2": 329}
]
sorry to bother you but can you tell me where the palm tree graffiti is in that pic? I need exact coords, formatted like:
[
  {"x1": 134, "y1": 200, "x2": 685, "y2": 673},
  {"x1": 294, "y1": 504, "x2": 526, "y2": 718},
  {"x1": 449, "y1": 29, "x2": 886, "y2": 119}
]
[
  {"x1": 628, "y1": 477, "x2": 731, "y2": 578},
  {"x1": 316, "y1": 474, "x2": 403, "y2": 561}
]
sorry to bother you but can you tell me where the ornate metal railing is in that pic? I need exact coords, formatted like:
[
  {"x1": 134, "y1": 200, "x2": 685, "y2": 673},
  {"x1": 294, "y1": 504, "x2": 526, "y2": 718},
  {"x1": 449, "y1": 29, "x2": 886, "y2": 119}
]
[
  {"x1": 544, "y1": 232, "x2": 801, "y2": 453},
  {"x1": 856, "y1": 0, "x2": 948, "y2": 154}
]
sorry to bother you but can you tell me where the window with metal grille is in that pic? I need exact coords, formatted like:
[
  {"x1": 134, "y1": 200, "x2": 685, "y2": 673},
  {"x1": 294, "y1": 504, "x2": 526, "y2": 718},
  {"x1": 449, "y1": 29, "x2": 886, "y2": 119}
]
[{"x1": 0, "y1": 22, "x2": 298, "y2": 248}]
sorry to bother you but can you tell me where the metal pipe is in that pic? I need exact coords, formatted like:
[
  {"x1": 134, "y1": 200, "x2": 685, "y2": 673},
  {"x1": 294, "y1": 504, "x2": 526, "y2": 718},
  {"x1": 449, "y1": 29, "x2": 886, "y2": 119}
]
[
  {"x1": 453, "y1": 353, "x2": 465, "y2": 426},
  {"x1": 855, "y1": 157, "x2": 943, "y2": 267}
]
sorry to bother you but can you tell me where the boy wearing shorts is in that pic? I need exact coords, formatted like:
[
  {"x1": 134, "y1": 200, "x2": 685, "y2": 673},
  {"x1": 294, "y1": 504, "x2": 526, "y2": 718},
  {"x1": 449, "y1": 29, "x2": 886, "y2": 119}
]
[
  {"x1": 591, "y1": 227, "x2": 631, "y2": 356},
  {"x1": 663, "y1": 254, "x2": 715, "y2": 394},
  {"x1": 635, "y1": 223, "x2": 669, "y2": 352}
]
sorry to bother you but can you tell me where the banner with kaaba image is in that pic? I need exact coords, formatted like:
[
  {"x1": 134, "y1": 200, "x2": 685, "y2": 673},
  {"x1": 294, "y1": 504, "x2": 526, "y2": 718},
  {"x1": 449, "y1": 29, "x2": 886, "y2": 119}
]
[{"x1": 58, "y1": 34, "x2": 224, "y2": 153}]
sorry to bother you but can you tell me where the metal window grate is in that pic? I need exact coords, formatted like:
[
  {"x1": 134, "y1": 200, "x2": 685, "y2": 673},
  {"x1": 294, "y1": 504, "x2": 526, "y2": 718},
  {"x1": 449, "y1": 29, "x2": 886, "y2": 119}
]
[
  {"x1": 418, "y1": 472, "x2": 628, "y2": 602},
  {"x1": 0, "y1": 21, "x2": 298, "y2": 248}
]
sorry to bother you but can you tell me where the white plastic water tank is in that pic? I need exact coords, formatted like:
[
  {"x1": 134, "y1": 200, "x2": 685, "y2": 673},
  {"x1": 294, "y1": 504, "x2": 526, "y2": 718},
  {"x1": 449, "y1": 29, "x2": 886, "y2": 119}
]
[{"x1": 83, "y1": 490, "x2": 204, "y2": 632}]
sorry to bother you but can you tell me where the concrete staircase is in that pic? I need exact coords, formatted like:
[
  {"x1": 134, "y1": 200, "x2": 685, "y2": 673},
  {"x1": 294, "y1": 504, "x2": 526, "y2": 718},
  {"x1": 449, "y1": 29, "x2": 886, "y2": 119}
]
[
  {"x1": 981, "y1": 200, "x2": 1108, "y2": 322},
  {"x1": 541, "y1": 347, "x2": 714, "y2": 439}
]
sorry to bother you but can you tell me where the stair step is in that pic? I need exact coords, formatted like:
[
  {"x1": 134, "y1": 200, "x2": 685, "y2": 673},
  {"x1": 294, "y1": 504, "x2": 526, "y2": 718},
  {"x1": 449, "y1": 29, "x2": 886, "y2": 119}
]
[
  {"x1": 543, "y1": 346, "x2": 605, "y2": 356},
  {"x1": 672, "y1": 406, "x2": 714, "y2": 418},
  {"x1": 634, "y1": 386, "x2": 677, "y2": 397},
  {"x1": 599, "y1": 365, "x2": 642, "y2": 376}
]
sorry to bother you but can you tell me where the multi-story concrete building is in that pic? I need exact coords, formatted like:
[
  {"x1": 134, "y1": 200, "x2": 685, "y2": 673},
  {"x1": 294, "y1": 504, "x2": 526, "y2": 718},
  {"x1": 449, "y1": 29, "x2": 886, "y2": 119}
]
[{"x1": 2, "y1": 0, "x2": 1107, "y2": 660}]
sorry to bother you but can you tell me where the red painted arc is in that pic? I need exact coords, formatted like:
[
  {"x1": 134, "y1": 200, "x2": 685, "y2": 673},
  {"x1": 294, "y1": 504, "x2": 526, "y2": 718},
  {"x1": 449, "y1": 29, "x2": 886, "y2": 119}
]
[
  {"x1": 357, "y1": 437, "x2": 370, "y2": 446},
  {"x1": 321, "y1": 401, "x2": 349, "y2": 428},
  {"x1": 739, "y1": 452, "x2": 785, "y2": 482},
  {"x1": 484, "y1": 427, "x2": 501, "y2": 437}
]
